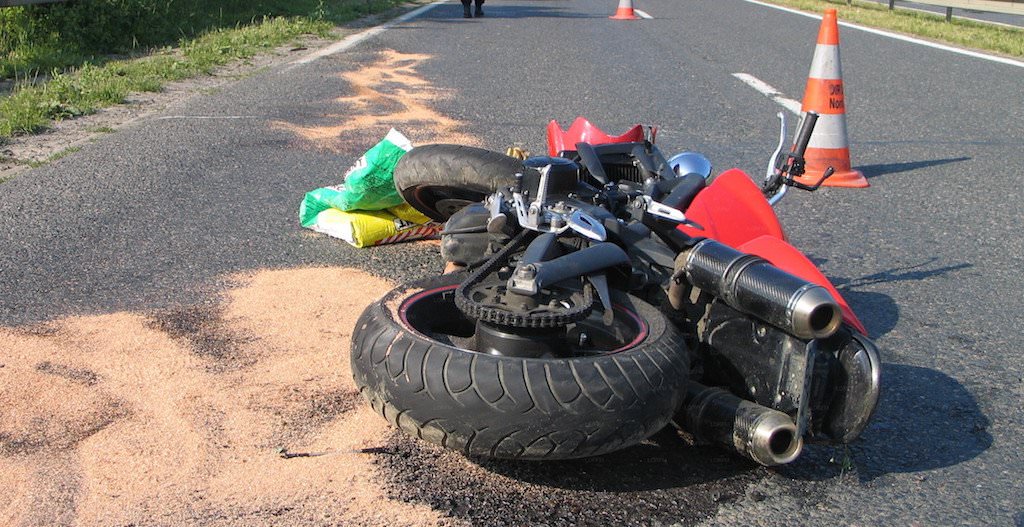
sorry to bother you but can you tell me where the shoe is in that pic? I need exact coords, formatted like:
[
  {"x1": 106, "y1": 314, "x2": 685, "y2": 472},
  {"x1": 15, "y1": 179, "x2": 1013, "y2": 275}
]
[
  {"x1": 475, "y1": 6, "x2": 484, "y2": 16},
  {"x1": 463, "y1": 5, "x2": 472, "y2": 17}
]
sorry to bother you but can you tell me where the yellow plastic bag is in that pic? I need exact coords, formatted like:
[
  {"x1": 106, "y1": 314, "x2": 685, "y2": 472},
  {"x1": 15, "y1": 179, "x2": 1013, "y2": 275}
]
[{"x1": 310, "y1": 204, "x2": 440, "y2": 248}]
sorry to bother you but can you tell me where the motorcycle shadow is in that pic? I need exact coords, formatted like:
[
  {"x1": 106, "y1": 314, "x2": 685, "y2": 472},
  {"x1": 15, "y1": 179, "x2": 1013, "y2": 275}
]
[
  {"x1": 472, "y1": 428, "x2": 758, "y2": 492},
  {"x1": 777, "y1": 363, "x2": 992, "y2": 483},
  {"x1": 475, "y1": 362, "x2": 991, "y2": 488},
  {"x1": 837, "y1": 288, "x2": 899, "y2": 337},
  {"x1": 828, "y1": 258, "x2": 972, "y2": 338},
  {"x1": 374, "y1": 367, "x2": 989, "y2": 527},
  {"x1": 377, "y1": 429, "x2": 764, "y2": 526}
]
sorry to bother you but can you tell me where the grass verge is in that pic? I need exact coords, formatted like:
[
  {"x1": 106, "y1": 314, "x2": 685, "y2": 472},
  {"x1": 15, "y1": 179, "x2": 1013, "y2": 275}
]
[
  {"x1": 0, "y1": 1, "x2": 406, "y2": 139},
  {"x1": 758, "y1": 0, "x2": 1024, "y2": 58},
  {"x1": 1, "y1": 0, "x2": 407, "y2": 78},
  {"x1": 1, "y1": 17, "x2": 326, "y2": 137}
]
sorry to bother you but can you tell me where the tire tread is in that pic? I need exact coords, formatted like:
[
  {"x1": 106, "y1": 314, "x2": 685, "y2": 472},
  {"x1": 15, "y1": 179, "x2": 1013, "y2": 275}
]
[{"x1": 350, "y1": 275, "x2": 689, "y2": 460}]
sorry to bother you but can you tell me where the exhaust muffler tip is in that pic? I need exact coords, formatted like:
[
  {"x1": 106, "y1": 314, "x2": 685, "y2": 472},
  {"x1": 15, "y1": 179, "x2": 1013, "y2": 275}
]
[
  {"x1": 789, "y1": 284, "x2": 843, "y2": 340},
  {"x1": 744, "y1": 409, "x2": 803, "y2": 466},
  {"x1": 678, "y1": 383, "x2": 804, "y2": 466}
]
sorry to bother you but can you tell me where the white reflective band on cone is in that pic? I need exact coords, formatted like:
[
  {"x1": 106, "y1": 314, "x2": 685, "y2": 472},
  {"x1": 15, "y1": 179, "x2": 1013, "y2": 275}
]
[
  {"x1": 808, "y1": 44, "x2": 842, "y2": 80},
  {"x1": 805, "y1": 114, "x2": 850, "y2": 150}
]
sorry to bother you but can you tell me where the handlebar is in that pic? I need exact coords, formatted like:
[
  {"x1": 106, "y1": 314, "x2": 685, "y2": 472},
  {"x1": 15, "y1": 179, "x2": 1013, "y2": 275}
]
[
  {"x1": 763, "y1": 110, "x2": 832, "y2": 202},
  {"x1": 792, "y1": 112, "x2": 819, "y2": 158}
]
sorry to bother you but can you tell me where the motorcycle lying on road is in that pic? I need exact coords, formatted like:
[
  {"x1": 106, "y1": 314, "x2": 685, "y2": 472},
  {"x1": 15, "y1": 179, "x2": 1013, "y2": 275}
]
[{"x1": 350, "y1": 114, "x2": 880, "y2": 466}]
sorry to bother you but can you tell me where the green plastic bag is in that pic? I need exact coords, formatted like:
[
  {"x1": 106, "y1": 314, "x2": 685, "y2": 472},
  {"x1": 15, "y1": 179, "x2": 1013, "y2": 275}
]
[{"x1": 299, "y1": 129, "x2": 413, "y2": 227}]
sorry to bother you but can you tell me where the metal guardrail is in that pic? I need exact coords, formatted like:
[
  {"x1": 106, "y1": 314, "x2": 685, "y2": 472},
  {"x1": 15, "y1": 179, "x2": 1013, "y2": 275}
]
[
  {"x1": 876, "y1": 0, "x2": 1024, "y2": 20},
  {"x1": 1, "y1": 0, "x2": 69, "y2": 7}
]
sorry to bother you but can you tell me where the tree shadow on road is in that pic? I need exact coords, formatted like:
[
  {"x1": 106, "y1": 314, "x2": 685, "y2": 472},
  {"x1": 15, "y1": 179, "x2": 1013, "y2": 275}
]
[{"x1": 857, "y1": 156, "x2": 971, "y2": 180}]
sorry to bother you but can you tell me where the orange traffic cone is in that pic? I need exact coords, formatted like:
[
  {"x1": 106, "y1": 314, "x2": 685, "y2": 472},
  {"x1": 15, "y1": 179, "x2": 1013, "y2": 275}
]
[
  {"x1": 796, "y1": 8, "x2": 868, "y2": 188},
  {"x1": 610, "y1": 0, "x2": 639, "y2": 20}
]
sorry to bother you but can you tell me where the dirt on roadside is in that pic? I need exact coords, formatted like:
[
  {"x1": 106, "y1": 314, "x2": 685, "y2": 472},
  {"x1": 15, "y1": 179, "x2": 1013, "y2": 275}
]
[
  {"x1": 0, "y1": 18, "x2": 491, "y2": 523},
  {"x1": 0, "y1": 266, "x2": 459, "y2": 527},
  {"x1": 273, "y1": 49, "x2": 480, "y2": 152}
]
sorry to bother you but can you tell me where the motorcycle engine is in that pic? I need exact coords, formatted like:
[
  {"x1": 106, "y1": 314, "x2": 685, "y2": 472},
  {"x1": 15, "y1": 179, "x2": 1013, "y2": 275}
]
[
  {"x1": 521, "y1": 156, "x2": 580, "y2": 195},
  {"x1": 441, "y1": 157, "x2": 582, "y2": 267}
]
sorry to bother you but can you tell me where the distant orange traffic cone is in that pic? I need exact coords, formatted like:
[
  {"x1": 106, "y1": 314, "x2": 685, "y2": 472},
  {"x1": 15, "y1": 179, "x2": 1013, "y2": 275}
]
[
  {"x1": 610, "y1": 0, "x2": 639, "y2": 20},
  {"x1": 796, "y1": 8, "x2": 868, "y2": 188}
]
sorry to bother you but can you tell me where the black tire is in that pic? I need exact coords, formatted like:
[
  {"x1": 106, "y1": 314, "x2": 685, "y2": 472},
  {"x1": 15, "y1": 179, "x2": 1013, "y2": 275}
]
[
  {"x1": 350, "y1": 273, "x2": 690, "y2": 460},
  {"x1": 393, "y1": 144, "x2": 523, "y2": 221}
]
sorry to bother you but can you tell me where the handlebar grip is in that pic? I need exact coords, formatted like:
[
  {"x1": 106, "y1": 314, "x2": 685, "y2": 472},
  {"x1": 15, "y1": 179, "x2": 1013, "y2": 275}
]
[{"x1": 792, "y1": 111, "x2": 819, "y2": 157}]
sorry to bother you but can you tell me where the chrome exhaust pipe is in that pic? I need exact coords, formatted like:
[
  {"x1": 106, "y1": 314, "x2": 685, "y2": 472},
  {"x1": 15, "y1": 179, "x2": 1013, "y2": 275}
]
[
  {"x1": 675, "y1": 382, "x2": 803, "y2": 466},
  {"x1": 677, "y1": 239, "x2": 843, "y2": 340}
]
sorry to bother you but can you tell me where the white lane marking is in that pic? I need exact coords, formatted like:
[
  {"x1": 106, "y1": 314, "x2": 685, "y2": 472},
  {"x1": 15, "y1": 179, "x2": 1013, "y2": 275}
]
[
  {"x1": 732, "y1": 73, "x2": 803, "y2": 115},
  {"x1": 283, "y1": 0, "x2": 448, "y2": 71},
  {"x1": 741, "y1": 0, "x2": 1024, "y2": 69},
  {"x1": 634, "y1": 9, "x2": 653, "y2": 19},
  {"x1": 734, "y1": 74, "x2": 851, "y2": 148}
]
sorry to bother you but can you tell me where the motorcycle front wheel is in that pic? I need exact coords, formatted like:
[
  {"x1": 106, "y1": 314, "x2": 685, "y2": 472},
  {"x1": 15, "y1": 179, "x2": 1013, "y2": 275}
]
[
  {"x1": 393, "y1": 144, "x2": 522, "y2": 221},
  {"x1": 350, "y1": 273, "x2": 690, "y2": 460}
]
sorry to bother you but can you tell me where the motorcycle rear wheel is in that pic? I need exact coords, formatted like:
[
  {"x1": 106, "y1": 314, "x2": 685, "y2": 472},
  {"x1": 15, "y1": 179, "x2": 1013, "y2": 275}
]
[
  {"x1": 350, "y1": 273, "x2": 690, "y2": 460},
  {"x1": 393, "y1": 144, "x2": 523, "y2": 221}
]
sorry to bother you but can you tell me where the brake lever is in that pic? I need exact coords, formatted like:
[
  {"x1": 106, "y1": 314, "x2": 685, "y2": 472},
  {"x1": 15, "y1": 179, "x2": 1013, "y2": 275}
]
[
  {"x1": 567, "y1": 209, "x2": 607, "y2": 241},
  {"x1": 788, "y1": 166, "x2": 835, "y2": 191}
]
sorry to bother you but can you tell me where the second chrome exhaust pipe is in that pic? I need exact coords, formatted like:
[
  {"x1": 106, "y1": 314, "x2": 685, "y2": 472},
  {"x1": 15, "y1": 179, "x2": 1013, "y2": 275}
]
[
  {"x1": 677, "y1": 239, "x2": 843, "y2": 340},
  {"x1": 675, "y1": 382, "x2": 803, "y2": 466}
]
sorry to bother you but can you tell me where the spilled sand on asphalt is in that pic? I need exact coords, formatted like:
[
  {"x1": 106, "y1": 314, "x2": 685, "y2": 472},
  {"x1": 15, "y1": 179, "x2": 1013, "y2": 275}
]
[
  {"x1": 0, "y1": 267, "x2": 457, "y2": 527},
  {"x1": 274, "y1": 49, "x2": 479, "y2": 150}
]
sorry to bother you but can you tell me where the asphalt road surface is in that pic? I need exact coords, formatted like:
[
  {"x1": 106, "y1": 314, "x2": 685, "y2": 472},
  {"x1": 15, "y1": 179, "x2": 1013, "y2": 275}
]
[{"x1": 1, "y1": 0, "x2": 1022, "y2": 525}]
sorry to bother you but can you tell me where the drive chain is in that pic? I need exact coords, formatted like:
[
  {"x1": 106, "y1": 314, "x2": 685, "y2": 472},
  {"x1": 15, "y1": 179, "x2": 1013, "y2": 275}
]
[{"x1": 454, "y1": 230, "x2": 594, "y2": 328}]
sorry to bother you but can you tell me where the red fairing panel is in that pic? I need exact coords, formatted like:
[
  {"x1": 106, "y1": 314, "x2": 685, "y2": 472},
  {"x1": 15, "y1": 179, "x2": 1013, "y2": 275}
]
[
  {"x1": 678, "y1": 169, "x2": 785, "y2": 247},
  {"x1": 680, "y1": 169, "x2": 867, "y2": 334},
  {"x1": 546, "y1": 117, "x2": 645, "y2": 156}
]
